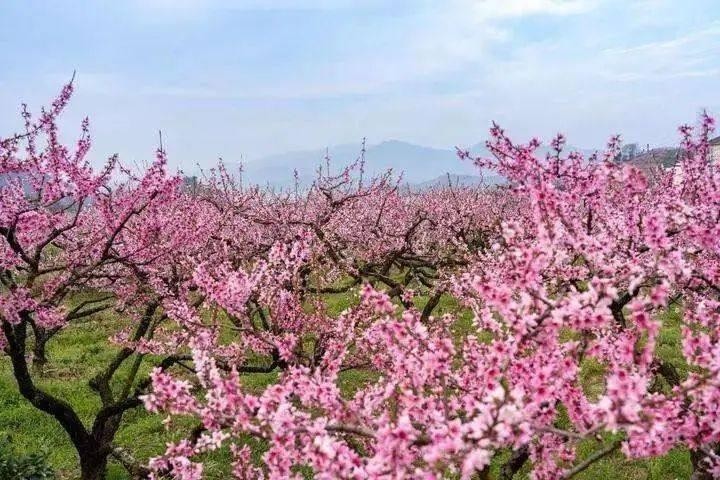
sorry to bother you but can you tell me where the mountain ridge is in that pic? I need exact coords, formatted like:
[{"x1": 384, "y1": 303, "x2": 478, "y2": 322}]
[{"x1": 213, "y1": 139, "x2": 598, "y2": 187}]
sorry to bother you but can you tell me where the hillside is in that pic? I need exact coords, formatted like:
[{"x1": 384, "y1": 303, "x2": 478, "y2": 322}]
[{"x1": 232, "y1": 140, "x2": 595, "y2": 188}]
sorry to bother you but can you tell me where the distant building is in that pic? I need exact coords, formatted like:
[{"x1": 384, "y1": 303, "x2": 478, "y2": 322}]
[{"x1": 710, "y1": 136, "x2": 720, "y2": 163}]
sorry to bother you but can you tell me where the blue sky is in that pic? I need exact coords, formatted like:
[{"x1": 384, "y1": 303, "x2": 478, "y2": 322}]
[{"x1": 1, "y1": 0, "x2": 719, "y2": 172}]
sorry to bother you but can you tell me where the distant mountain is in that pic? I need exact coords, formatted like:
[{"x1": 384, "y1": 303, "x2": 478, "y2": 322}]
[
  {"x1": 413, "y1": 173, "x2": 505, "y2": 190},
  {"x1": 225, "y1": 139, "x2": 597, "y2": 188},
  {"x1": 232, "y1": 140, "x2": 481, "y2": 187}
]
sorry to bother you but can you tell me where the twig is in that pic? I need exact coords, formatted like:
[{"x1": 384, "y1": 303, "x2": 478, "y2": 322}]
[{"x1": 563, "y1": 440, "x2": 621, "y2": 479}]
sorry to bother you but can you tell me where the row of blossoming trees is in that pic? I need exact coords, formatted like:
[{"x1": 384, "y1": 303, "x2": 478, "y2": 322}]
[{"x1": 1, "y1": 83, "x2": 719, "y2": 480}]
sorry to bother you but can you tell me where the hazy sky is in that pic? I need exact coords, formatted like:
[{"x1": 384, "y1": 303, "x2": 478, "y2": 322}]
[{"x1": 1, "y1": 0, "x2": 719, "y2": 172}]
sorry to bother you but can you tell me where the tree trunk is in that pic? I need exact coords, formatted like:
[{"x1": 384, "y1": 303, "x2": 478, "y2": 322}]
[
  {"x1": 690, "y1": 447, "x2": 718, "y2": 480},
  {"x1": 32, "y1": 334, "x2": 49, "y2": 374},
  {"x1": 3, "y1": 319, "x2": 111, "y2": 480},
  {"x1": 499, "y1": 444, "x2": 529, "y2": 480},
  {"x1": 79, "y1": 448, "x2": 109, "y2": 480}
]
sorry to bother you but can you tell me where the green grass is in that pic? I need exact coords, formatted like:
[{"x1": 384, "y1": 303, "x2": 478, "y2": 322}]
[
  {"x1": 0, "y1": 293, "x2": 696, "y2": 479},
  {"x1": 0, "y1": 312, "x2": 164, "y2": 479}
]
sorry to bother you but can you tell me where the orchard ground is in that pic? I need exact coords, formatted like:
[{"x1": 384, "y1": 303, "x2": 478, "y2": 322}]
[{"x1": 0, "y1": 289, "x2": 693, "y2": 479}]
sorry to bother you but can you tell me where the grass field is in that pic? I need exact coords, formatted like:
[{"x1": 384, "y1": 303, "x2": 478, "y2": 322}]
[{"x1": 0, "y1": 292, "x2": 696, "y2": 479}]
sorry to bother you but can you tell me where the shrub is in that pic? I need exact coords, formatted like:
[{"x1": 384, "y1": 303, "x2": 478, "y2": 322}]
[{"x1": 0, "y1": 439, "x2": 55, "y2": 480}]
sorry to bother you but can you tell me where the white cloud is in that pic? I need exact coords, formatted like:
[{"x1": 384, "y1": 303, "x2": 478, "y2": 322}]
[
  {"x1": 116, "y1": 0, "x2": 603, "y2": 100},
  {"x1": 466, "y1": 0, "x2": 597, "y2": 18},
  {"x1": 133, "y1": 0, "x2": 383, "y2": 12},
  {"x1": 599, "y1": 23, "x2": 720, "y2": 81},
  {"x1": 249, "y1": 0, "x2": 598, "y2": 97},
  {"x1": 17, "y1": 0, "x2": 718, "y2": 166},
  {"x1": 136, "y1": 0, "x2": 595, "y2": 13}
]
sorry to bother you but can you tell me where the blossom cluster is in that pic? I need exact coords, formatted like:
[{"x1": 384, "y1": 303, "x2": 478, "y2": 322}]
[
  {"x1": 144, "y1": 116, "x2": 720, "y2": 479},
  {"x1": 3, "y1": 83, "x2": 720, "y2": 480}
]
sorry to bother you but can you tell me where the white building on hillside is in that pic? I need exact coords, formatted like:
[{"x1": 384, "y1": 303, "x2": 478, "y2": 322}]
[
  {"x1": 671, "y1": 136, "x2": 720, "y2": 184},
  {"x1": 711, "y1": 136, "x2": 720, "y2": 163}
]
